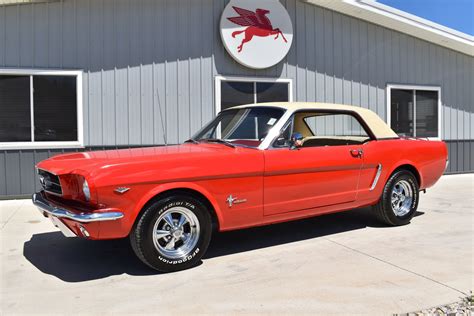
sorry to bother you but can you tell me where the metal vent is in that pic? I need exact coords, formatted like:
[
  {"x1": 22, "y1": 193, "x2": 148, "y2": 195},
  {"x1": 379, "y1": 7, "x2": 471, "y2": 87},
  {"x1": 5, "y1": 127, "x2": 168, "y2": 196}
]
[{"x1": 37, "y1": 169, "x2": 62, "y2": 195}]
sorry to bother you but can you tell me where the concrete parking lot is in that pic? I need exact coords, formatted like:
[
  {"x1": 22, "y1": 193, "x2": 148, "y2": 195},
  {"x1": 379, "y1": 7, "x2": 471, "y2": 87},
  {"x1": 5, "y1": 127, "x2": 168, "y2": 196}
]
[{"x1": 1, "y1": 174, "x2": 472, "y2": 315}]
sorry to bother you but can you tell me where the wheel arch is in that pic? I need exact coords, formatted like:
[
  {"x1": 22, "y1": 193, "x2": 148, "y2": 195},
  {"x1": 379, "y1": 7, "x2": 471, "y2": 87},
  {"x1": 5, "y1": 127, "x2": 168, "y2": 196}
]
[
  {"x1": 388, "y1": 163, "x2": 422, "y2": 187},
  {"x1": 132, "y1": 183, "x2": 223, "y2": 233}
]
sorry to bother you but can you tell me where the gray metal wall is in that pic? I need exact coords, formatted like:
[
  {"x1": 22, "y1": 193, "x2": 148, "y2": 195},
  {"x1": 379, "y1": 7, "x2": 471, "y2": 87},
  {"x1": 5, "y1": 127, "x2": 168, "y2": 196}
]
[{"x1": 0, "y1": 0, "x2": 473, "y2": 197}]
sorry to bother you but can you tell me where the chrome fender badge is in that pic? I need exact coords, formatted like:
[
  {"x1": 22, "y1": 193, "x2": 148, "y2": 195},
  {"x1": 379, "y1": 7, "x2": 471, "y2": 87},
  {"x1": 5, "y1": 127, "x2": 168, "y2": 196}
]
[
  {"x1": 114, "y1": 187, "x2": 130, "y2": 194},
  {"x1": 226, "y1": 194, "x2": 247, "y2": 208}
]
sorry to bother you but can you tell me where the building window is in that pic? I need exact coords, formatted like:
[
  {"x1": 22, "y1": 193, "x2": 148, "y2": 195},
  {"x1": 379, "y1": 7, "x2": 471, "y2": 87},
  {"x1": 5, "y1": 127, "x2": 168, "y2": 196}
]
[
  {"x1": 215, "y1": 76, "x2": 292, "y2": 113},
  {"x1": 0, "y1": 70, "x2": 83, "y2": 149},
  {"x1": 387, "y1": 85, "x2": 441, "y2": 138}
]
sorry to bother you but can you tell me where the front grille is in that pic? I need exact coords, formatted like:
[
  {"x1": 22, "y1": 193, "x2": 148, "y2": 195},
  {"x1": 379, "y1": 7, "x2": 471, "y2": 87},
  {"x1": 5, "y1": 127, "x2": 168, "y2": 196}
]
[{"x1": 38, "y1": 169, "x2": 62, "y2": 195}]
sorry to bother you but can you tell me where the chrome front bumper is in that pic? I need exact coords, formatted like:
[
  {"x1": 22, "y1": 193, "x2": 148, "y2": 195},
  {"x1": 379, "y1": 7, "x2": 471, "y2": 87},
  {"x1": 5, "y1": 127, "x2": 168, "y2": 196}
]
[{"x1": 32, "y1": 192, "x2": 124, "y2": 223}]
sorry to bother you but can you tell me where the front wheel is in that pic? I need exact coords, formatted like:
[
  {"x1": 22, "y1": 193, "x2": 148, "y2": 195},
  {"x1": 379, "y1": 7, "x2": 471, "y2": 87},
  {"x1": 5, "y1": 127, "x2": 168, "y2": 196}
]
[
  {"x1": 373, "y1": 170, "x2": 419, "y2": 226},
  {"x1": 130, "y1": 195, "x2": 212, "y2": 272}
]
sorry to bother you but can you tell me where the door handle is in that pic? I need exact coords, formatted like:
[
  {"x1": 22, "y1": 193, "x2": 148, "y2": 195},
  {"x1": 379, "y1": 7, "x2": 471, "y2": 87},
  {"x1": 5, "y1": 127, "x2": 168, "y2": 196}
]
[{"x1": 350, "y1": 149, "x2": 363, "y2": 158}]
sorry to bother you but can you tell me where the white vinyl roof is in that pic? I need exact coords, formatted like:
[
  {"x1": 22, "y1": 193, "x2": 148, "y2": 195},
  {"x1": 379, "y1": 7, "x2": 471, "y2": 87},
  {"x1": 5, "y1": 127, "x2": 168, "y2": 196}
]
[{"x1": 305, "y1": 0, "x2": 473, "y2": 56}]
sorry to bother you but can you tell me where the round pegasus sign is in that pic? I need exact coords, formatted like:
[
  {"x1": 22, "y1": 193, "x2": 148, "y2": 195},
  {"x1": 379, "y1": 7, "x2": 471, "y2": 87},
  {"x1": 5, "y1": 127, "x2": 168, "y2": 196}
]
[{"x1": 220, "y1": 0, "x2": 294, "y2": 69}]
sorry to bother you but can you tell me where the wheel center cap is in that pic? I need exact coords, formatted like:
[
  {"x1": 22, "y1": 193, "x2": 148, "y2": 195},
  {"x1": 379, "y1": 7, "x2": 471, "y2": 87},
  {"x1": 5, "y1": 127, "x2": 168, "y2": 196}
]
[{"x1": 172, "y1": 229, "x2": 183, "y2": 239}]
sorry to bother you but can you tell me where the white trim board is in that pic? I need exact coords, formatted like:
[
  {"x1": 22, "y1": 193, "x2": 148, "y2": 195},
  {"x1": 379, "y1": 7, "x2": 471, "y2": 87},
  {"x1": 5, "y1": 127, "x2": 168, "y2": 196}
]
[{"x1": 306, "y1": 0, "x2": 473, "y2": 57}]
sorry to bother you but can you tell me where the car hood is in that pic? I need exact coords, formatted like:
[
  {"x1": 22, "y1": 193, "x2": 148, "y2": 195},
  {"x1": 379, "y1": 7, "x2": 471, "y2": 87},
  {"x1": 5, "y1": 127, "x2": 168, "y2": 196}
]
[{"x1": 36, "y1": 143, "x2": 246, "y2": 176}]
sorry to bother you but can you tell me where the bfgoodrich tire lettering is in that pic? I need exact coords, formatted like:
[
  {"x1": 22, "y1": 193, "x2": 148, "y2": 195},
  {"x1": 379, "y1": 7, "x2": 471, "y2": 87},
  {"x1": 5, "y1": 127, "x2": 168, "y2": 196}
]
[
  {"x1": 373, "y1": 170, "x2": 419, "y2": 226},
  {"x1": 130, "y1": 195, "x2": 212, "y2": 272}
]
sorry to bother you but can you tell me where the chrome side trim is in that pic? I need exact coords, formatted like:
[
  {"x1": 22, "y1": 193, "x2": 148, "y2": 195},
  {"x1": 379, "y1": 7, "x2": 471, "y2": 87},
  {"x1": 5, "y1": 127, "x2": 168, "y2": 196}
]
[
  {"x1": 32, "y1": 192, "x2": 124, "y2": 223},
  {"x1": 370, "y1": 164, "x2": 383, "y2": 191}
]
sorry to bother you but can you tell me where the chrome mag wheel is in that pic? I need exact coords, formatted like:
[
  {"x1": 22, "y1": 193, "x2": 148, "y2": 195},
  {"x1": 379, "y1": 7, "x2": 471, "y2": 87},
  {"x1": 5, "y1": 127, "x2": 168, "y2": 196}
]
[
  {"x1": 391, "y1": 179, "x2": 414, "y2": 217},
  {"x1": 152, "y1": 207, "x2": 200, "y2": 259}
]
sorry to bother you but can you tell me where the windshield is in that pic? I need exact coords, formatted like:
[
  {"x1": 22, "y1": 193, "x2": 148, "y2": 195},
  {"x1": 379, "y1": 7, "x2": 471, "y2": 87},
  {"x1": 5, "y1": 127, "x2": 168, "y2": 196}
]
[{"x1": 192, "y1": 107, "x2": 285, "y2": 148}]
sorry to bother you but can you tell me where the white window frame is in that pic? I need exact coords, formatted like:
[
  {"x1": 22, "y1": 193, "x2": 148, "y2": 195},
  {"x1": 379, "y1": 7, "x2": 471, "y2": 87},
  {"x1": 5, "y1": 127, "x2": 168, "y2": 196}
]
[
  {"x1": 0, "y1": 68, "x2": 84, "y2": 150},
  {"x1": 215, "y1": 75, "x2": 293, "y2": 115},
  {"x1": 386, "y1": 84, "x2": 442, "y2": 140}
]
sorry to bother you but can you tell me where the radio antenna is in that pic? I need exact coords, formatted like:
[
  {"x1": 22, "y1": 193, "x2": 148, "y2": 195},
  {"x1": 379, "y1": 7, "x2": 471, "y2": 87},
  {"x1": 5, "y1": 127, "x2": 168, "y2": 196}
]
[{"x1": 156, "y1": 90, "x2": 168, "y2": 146}]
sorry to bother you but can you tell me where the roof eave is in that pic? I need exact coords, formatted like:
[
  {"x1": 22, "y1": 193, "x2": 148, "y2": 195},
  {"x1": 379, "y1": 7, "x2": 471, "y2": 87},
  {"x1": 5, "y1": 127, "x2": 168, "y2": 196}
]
[{"x1": 304, "y1": 0, "x2": 474, "y2": 56}]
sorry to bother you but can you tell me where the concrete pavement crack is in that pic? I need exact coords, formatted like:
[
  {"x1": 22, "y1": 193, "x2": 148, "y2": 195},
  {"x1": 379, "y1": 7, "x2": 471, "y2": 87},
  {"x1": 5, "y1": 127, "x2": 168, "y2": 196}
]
[
  {"x1": 323, "y1": 237, "x2": 468, "y2": 296},
  {"x1": 0, "y1": 201, "x2": 25, "y2": 231}
]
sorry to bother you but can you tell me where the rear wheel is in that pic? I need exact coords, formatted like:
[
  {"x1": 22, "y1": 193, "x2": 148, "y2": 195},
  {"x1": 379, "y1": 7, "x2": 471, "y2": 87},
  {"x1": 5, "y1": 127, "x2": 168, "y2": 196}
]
[
  {"x1": 373, "y1": 170, "x2": 419, "y2": 226},
  {"x1": 130, "y1": 195, "x2": 212, "y2": 272}
]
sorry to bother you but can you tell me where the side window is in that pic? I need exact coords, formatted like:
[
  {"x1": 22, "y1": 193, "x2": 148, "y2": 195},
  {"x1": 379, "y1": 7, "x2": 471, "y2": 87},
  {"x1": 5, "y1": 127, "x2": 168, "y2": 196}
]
[
  {"x1": 273, "y1": 111, "x2": 371, "y2": 148},
  {"x1": 303, "y1": 113, "x2": 368, "y2": 137}
]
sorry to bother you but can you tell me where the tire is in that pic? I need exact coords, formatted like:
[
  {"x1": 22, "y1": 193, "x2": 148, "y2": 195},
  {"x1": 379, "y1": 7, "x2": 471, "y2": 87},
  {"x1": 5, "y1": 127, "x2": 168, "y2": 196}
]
[
  {"x1": 130, "y1": 194, "x2": 212, "y2": 272},
  {"x1": 373, "y1": 170, "x2": 419, "y2": 226}
]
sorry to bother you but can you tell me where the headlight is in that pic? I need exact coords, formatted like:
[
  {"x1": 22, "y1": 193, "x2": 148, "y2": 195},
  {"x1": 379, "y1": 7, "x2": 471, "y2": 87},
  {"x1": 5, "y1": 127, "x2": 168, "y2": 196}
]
[{"x1": 82, "y1": 179, "x2": 91, "y2": 202}]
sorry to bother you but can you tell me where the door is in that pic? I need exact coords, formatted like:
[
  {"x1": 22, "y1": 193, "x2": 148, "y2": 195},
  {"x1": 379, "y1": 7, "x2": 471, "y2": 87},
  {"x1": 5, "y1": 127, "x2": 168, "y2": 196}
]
[{"x1": 263, "y1": 111, "x2": 370, "y2": 216}]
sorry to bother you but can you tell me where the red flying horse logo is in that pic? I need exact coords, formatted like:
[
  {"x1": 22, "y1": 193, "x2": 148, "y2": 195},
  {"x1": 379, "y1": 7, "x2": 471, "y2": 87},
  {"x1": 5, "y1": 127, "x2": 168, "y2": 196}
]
[{"x1": 227, "y1": 6, "x2": 288, "y2": 53}]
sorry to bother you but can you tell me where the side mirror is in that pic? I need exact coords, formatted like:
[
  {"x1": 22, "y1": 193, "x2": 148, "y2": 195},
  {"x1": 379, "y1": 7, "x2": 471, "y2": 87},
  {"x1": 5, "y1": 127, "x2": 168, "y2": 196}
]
[
  {"x1": 274, "y1": 137, "x2": 287, "y2": 147},
  {"x1": 290, "y1": 132, "x2": 303, "y2": 150}
]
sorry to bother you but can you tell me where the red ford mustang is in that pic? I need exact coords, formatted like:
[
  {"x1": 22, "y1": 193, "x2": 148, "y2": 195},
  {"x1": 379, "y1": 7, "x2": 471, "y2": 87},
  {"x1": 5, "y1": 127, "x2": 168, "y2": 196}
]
[{"x1": 33, "y1": 102, "x2": 448, "y2": 272}]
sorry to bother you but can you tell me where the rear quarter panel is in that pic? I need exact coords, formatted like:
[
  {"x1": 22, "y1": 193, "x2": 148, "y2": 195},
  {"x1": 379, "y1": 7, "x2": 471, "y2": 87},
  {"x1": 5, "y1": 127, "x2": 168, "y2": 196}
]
[{"x1": 358, "y1": 138, "x2": 448, "y2": 206}]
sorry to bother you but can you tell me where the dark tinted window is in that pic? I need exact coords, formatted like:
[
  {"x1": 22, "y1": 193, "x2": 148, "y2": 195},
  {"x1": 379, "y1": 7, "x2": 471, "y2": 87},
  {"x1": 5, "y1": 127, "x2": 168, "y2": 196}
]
[
  {"x1": 390, "y1": 88, "x2": 439, "y2": 138},
  {"x1": 256, "y1": 82, "x2": 288, "y2": 103},
  {"x1": 0, "y1": 75, "x2": 31, "y2": 142},
  {"x1": 34, "y1": 76, "x2": 77, "y2": 141},
  {"x1": 416, "y1": 91, "x2": 438, "y2": 138},
  {"x1": 390, "y1": 89, "x2": 414, "y2": 137},
  {"x1": 220, "y1": 80, "x2": 290, "y2": 111},
  {"x1": 221, "y1": 81, "x2": 254, "y2": 110},
  {"x1": 0, "y1": 74, "x2": 78, "y2": 144}
]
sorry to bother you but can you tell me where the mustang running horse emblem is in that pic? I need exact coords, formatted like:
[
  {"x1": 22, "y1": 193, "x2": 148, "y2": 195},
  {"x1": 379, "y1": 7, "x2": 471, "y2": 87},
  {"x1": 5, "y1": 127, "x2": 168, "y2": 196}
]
[{"x1": 227, "y1": 6, "x2": 288, "y2": 53}]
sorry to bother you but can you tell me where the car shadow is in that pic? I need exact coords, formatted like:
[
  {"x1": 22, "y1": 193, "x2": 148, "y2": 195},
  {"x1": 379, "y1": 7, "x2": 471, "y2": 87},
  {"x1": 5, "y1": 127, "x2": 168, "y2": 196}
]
[{"x1": 23, "y1": 208, "x2": 424, "y2": 282}]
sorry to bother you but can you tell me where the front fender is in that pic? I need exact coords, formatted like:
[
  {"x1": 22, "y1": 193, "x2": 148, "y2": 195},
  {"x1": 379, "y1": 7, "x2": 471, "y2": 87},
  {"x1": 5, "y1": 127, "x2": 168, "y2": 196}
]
[{"x1": 132, "y1": 182, "x2": 225, "y2": 229}]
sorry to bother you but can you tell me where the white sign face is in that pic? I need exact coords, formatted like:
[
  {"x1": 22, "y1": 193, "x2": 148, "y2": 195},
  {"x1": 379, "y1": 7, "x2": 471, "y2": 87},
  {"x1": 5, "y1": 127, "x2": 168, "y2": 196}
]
[{"x1": 220, "y1": 0, "x2": 294, "y2": 69}]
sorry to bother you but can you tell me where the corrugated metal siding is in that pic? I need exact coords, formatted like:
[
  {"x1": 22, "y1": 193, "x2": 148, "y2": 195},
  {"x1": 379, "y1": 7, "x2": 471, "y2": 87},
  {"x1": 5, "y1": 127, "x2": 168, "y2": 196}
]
[
  {"x1": 0, "y1": 0, "x2": 473, "y2": 197},
  {"x1": 0, "y1": 146, "x2": 155, "y2": 197},
  {"x1": 445, "y1": 140, "x2": 474, "y2": 174},
  {"x1": 0, "y1": 149, "x2": 67, "y2": 196}
]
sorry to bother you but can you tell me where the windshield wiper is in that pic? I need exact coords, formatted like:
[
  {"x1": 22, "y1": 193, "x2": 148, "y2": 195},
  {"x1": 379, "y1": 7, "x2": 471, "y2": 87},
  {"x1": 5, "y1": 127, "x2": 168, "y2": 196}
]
[
  {"x1": 184, "y1": 138, "x2": 199, "y2": 144},
  {"x1": 202, "y1": 138, "x2": 236, "y2": 148}
]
